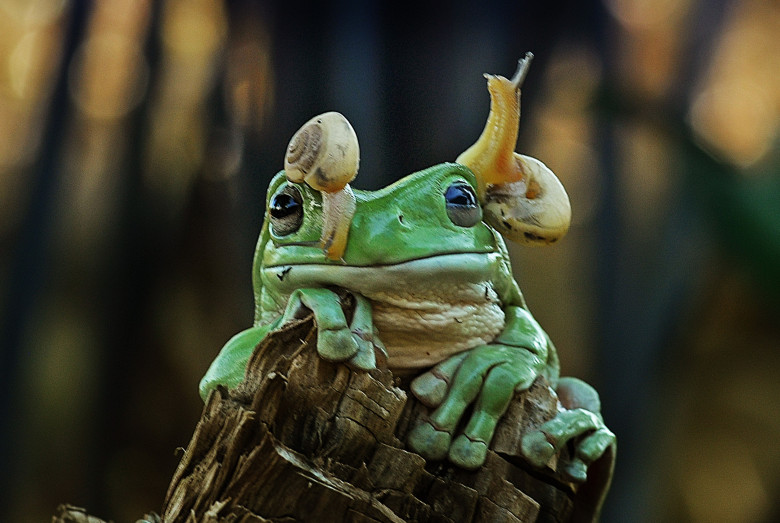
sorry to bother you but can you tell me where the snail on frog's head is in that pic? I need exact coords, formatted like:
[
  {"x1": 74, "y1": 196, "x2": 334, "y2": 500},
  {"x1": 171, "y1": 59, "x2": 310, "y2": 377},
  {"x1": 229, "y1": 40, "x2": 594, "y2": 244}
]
[
  {"x1": 457, "y1": 53, "x2": 571, "y2": 245},
  {"x1": 283, "y1": 111, "x2": 359, "y2": 260},
  {"x1": 281, "y1": 53, "x2": 571, "y2": 260}
]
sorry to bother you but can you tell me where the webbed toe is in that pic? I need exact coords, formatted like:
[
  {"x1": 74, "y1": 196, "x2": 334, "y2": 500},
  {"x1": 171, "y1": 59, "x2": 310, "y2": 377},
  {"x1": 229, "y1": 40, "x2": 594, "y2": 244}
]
[
  {"x1": 407, "y1": 422, "x2": 451, "y2": 461},
  {"x1": 448, "y1": 435, "x2": 488, "y2": 470},
  {"x1": 317, "y1": 328, "x2": 360, "y2": 361}
]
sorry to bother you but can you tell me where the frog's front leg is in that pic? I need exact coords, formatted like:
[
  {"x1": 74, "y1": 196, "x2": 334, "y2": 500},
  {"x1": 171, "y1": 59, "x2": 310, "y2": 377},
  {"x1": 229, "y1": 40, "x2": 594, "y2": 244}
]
[
  {"x1": 199, "y1": 322, "x2": 279, "y2": 400},
  {"x1": 407, "y1": 306, "x2": 548, "y2": 469},
  {"x1": 522, "y1": 377, "x2": 616, "y2": 482},
  {"x1": 281, "y1": 288, "x2": 385, "y2": 370}
]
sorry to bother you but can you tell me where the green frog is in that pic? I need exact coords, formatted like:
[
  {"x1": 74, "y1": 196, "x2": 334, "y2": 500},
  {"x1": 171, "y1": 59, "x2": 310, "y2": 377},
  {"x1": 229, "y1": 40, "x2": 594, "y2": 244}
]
[{"x1": 199, "y1": 56, "x2": 614, "y2": 485}]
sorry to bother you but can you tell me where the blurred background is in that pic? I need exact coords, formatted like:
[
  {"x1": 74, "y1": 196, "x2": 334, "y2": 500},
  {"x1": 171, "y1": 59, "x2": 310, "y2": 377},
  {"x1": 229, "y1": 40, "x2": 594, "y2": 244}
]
[{"x1": 0, "y1": 0, "x2": 778, "y2": 521}]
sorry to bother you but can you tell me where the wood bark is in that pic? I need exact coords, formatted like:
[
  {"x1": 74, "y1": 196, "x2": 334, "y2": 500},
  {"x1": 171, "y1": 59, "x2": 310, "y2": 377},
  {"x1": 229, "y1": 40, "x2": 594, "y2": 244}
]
[
  {"x1": 53, "y1": 315, "x2": 613, "y2": 522},
  {"x1": 159, "y1": 316, "x2": 611, "y2": 522}
]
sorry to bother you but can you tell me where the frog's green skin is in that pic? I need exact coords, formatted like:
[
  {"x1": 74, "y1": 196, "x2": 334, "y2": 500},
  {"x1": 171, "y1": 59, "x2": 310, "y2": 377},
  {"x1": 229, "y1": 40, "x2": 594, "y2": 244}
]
[{"x1": 200, "y1": 162, "x2": 614, "y2": 479}]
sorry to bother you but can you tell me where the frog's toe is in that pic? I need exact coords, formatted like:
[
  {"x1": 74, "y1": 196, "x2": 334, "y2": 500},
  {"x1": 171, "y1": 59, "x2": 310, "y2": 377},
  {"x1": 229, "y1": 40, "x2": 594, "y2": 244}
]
[
  {"x1": 410, "y1": 372, "x2": 449, "y2": 408},
  {"x1": 448, "y1": 435, "x2": 488, "y2": 470},
  {"x1": 560, "y1": 428, "x2": 615, "y2": 483},
  {"x1": 346, "y1": 335, "x2": 376, "y2": 370},
  {"x1": 407, "y1": 421, "x2": 451, "y2": 461},
  {"x1": 562, "y1": 458, "x2": 589, "y2": 483},
  {"x1": 535, "y1": 408, "x2": 603, "y2": 446},
  {"x1": 521, "y1": 430, "x2": 556, "y2": 467},
  {"x1": 317, "y1": 328, "x2": 360, "y2": 361},
  {"x1": 577, "y1": 427, "x2": 616, "y2": 463},
  {"x1": 522, "y1": 409, "x2": 615, "y2": 482}
]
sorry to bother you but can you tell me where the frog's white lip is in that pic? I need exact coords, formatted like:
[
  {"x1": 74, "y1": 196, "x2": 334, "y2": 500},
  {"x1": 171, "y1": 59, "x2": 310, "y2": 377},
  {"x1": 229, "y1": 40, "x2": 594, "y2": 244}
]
[
  {"x1": 264, "y1": 250, "x2": 495, "y2": 270},
  {"x1": 263, "y1": 251, "x2": 503, "y2": 293}
]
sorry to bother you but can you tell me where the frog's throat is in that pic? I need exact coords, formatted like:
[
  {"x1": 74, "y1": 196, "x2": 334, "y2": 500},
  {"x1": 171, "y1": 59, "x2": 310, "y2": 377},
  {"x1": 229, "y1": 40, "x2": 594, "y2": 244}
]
[{"x1": 260, "y1": 252, "x2": 509, "y2": 371}]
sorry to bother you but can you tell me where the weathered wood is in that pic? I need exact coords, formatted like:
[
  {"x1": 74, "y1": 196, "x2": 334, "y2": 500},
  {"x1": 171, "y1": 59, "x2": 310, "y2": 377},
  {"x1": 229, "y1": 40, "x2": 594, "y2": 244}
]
[
  {"x1": 158, "y1": 316, "x2": 604, "y2": 523},
  {"x1": 53, "y1": 313, "x2": 612, "y2": 522}
]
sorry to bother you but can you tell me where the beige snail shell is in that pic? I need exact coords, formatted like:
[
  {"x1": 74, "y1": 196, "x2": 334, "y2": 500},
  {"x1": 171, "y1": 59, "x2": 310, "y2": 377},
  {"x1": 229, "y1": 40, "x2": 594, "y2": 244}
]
[
  {"x1": 483, "y1": 154, "x2": 571, "y2": 244},
  {"x1": 284, "y1": 111, "x2": 360, "y2": 193}
]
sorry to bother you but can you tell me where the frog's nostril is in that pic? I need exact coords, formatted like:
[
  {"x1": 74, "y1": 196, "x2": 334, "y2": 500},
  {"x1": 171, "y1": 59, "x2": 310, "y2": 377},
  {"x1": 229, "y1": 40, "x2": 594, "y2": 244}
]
[{"x1": 398, "y1": 214, "x2": 404, "y2": 224}]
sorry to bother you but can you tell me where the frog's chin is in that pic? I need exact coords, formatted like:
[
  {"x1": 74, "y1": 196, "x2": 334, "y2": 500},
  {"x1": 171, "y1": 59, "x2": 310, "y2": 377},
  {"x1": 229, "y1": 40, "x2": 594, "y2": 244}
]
[{"x1": 264, "y1": 251, "x2": 503, "y2": 296}]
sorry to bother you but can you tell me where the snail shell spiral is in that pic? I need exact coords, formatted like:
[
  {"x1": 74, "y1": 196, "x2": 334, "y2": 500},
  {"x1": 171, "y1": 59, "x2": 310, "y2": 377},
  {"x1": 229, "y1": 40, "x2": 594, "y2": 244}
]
[
  {"x1": 284, "y1": 111, "x2": 359, "y2": 193},
  {"x1": 285, "y1": 124, "x2": 323, "y2": 176}
]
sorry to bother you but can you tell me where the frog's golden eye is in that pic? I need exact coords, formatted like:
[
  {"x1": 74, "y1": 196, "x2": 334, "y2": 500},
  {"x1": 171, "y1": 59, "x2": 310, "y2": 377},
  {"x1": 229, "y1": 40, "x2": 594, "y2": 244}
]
[
  {"x1": 269, "y1": 185, "x2": 304, "y2": 236},
  {"x1": 445, "y1": 182, "x2": 482, "y2": 227}
]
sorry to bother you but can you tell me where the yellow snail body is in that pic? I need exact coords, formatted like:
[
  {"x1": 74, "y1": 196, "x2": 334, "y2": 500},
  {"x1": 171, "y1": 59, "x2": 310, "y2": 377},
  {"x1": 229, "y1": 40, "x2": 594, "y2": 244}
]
[
  {"x1": 456, "y1": 53, "x2": 571, "y2": 245},
  {"x1": 284, "y1": 111, "x2": 359, "y2": 260}
]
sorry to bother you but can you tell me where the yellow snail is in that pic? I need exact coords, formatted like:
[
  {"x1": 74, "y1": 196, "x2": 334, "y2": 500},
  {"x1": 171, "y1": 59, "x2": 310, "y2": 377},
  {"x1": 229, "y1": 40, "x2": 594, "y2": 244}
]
[
  {"x1": 284, "y1": 111, "x2": 359, "y2": 260},
  {"x1": 457, "y1": 53, "x2": 571, "y2": 244}
]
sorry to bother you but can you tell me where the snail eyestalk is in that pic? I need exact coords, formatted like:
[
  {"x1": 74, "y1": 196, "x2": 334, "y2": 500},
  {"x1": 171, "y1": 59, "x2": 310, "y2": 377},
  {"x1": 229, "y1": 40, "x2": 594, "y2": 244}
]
[
  {"x1": 284, "y1": 111, "x2": 360, "y2": 260},
  {"x1": 510, "y1": 52, "x2": 534, "y2": 89},
  {"x1": 456, "y1": 54, "x2": 571, "y2": 245}
]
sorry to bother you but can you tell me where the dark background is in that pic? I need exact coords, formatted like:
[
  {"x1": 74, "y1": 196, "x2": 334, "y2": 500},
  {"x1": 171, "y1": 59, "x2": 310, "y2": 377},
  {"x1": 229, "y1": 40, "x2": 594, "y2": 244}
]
[{"x1": 1, "y1": 0, "x2": 779, "y2": 521}]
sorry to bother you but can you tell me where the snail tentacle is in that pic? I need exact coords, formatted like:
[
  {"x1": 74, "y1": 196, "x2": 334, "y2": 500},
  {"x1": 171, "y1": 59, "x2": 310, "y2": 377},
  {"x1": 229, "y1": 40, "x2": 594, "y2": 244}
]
[{"x1": 510, "y1": 52, "x2": 534, "y2": 89}]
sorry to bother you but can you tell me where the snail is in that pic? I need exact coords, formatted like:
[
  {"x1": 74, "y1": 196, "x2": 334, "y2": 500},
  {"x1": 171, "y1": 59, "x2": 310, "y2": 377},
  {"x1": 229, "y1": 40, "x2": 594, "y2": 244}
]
[
  {"x1": 456, "y1": 53, "x2": 571, "y2": 245},
  {"x1": 284, "y1": 111, "x2": 360, "y2": 260}
]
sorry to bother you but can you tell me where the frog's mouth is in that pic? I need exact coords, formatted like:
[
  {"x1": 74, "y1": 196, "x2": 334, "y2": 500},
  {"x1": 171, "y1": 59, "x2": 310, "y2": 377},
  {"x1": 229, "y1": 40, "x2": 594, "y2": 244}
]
[{"x1": 264, "y1": 251, "x2": 503, "y2": 296}]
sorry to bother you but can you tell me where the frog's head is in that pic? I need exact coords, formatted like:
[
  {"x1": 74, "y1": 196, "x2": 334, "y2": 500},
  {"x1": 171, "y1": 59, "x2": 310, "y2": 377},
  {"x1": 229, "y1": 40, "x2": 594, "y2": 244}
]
[
  {"x1": 255, "y1": 54, "x2": 570, "y2": 298},
  {"x1": 260, "y1": 162, "x2": 497, "y2": 269}
]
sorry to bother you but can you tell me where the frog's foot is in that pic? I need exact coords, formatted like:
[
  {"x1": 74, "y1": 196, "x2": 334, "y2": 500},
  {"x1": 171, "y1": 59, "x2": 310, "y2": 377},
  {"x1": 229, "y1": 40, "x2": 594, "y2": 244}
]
[
  {"x1": 281, "y1": 288, "x2": 385, "y2": 370},
  {"x1": 522, "y1": 409, "x2": 615, "y2": 482},
  {"x1": 408, "y1": 344, "x2": 543, "y2": 470},
  {"x1": 522, "y1": 377, "x2": 615, "y2": 482}
]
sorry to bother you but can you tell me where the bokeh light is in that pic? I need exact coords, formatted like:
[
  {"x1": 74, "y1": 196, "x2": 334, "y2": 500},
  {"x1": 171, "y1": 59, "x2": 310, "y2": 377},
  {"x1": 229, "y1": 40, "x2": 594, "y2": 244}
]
[{"x1": 1, "y1": 1, "x2": 778, "y2": 522}]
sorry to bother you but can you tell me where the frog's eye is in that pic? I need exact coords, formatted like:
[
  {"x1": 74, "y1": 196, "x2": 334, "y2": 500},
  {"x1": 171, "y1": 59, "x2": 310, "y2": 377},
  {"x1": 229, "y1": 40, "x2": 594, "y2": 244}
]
[
  {"x1": 269, "y1": 185, "x2": 304, "y2": 236},
  {"x1": 445, "y1": 182, "x2": 482, "y2": 227}
]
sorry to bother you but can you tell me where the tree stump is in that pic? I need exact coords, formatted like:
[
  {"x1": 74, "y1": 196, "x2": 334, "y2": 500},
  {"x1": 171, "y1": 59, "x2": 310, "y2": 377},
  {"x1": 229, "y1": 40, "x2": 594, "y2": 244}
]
[{"x1": 158, "y1": 316, "x2": 613, "y2": 522}]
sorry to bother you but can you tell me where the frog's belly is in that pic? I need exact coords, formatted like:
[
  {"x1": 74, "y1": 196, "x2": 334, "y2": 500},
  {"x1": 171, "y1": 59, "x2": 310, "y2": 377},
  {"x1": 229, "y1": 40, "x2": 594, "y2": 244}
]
[{"x1": 364, "y1": 282, "x2": 505, "y2": 370}]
